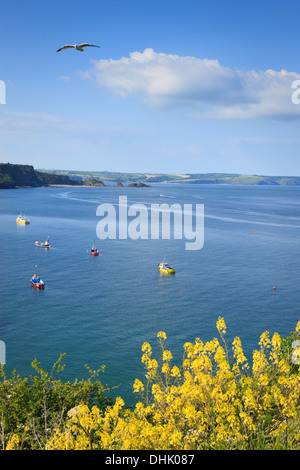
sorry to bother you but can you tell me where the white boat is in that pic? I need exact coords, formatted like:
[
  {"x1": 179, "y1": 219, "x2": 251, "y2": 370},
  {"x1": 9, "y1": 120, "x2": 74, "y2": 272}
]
[{"x1": 35, "y1": 237, "x2": 50, "y2": 248}]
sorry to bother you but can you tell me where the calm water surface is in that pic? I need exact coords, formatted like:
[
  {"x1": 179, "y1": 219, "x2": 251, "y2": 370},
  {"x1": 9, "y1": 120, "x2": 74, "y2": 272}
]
[{"x1": 0, "y1": 184, "x2": 299, "y2": 404}]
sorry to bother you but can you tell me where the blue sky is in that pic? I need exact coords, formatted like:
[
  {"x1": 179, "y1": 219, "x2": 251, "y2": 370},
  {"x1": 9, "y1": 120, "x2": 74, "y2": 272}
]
[{"x1": 1, "y1": 0, "x2": 300, "y2": 175}]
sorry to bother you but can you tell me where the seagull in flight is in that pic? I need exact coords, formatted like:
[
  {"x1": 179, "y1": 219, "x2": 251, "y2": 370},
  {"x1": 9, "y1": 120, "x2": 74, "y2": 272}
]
[{"x1": 56, "y1": 43, "x2": 100, "y2": 52}]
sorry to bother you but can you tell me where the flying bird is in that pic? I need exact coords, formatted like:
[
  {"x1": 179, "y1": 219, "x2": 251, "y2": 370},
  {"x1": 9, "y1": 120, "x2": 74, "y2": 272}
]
[{"x1": 56, "y1": 43, "x2": 101, "y2": 52}]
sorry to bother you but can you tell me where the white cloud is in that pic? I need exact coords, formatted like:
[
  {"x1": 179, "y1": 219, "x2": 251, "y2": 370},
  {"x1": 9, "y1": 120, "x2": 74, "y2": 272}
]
[{"x1": 88, "y1": 48, "x2": 300, "y2": 119}]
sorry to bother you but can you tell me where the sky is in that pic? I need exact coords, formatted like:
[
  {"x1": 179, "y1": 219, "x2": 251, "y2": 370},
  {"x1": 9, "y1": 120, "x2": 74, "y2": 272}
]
[{"x1": 1, "y1": 0, "x2": 300, "y2": 176}]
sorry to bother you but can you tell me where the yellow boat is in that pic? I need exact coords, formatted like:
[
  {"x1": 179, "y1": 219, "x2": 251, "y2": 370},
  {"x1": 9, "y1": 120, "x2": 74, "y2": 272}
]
[
  {"x1": 158, "y1": 261, "x2": 175, "y2": 274},
  {"x1": 16, "y1": 214, "x2": 30, "y2": 224}
]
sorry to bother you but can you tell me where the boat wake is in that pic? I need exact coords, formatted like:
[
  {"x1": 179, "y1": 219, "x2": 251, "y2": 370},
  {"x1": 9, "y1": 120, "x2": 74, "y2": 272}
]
[
  {"x1": 52, "y1": 191, "x2": 300, "y2": 229},
  {"x1": 53, "y1": 191, "x2": 102, "y2": 204},
  {"x1": 205, "y1": 213, "x2": 300, "y2": 229}
]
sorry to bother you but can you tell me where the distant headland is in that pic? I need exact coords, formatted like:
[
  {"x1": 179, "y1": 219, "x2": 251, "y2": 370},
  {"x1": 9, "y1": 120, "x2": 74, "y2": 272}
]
[
  {"x1": 40, "y1": 168, "x2": 300, "y2": 186},
  {"x1": 0, "y1": 163, "x2": 150, "y2": 189},
  {"x1": 1, "y1": 163, "x2": 300, "y2": 189}
]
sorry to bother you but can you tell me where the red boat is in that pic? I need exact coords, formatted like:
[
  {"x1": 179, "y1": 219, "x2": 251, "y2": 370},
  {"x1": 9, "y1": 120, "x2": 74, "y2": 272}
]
[
  {"x1": 90, "y1": 242, "x2": 99, "y2": 256},
  {"x1": 30, "y1": 266, "x2": 45, "y2": 289}
]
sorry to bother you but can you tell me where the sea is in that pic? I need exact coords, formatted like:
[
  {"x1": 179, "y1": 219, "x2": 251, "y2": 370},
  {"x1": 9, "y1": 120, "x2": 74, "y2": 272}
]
[{"x1": 0, "y1": 183, "x2": 299, "y2": 405}]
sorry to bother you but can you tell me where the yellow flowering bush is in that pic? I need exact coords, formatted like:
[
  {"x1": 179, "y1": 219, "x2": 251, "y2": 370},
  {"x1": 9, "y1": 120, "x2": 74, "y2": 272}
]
[{"x1": 41, "y1": 317, "x2": 300, "y2": 450}]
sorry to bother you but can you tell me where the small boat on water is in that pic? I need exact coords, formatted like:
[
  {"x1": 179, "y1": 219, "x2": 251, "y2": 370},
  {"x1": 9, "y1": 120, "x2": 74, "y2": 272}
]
[
  {"x1": 90, "y1": 242, "x2": 99, "y2": 256},
  {"x1": 158, "y1": 261, "x2": 175, "y2": 274},
  {"x1": 30, "y1": 265, "x2": 45, "y2": 289},
  {"x1": 35, "y1": 237, "x2": 50, "y2": 248},
  {"x1": 16, "y1": 214, "x2": 30, "y2": 224}
]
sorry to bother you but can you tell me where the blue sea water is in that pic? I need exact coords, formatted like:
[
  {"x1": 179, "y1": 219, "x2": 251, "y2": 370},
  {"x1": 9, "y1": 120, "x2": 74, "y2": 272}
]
[{"x1": 0, "y1": 184, "x2": 299, "y2": 405}]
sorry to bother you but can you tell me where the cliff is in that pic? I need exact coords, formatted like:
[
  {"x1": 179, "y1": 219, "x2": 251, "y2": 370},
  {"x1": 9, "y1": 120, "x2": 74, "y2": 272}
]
[
  {"x1": 0, "y1": 163, "x2": 40, "y2": 188},
  {"x1": 0, "y1": 164, "x2": 105, "y2": 189}
]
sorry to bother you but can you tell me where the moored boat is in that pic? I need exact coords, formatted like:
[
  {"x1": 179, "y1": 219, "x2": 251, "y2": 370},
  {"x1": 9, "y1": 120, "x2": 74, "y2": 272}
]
[
  {"x1": 158, "y1": 261, "x2": 175, "y2": 274},
  {"x1": 30, "y1": 265, "x2": 45, "y2": 289},
  {"x1": 35, "y1": 237, "x2": 50, "y2": 248},
  {"x1": 90, "y1": 242, "x2": 99, "y2": 256},
  {"x1": 16, "y1": 214, "x2": 30, "y2": 224}
]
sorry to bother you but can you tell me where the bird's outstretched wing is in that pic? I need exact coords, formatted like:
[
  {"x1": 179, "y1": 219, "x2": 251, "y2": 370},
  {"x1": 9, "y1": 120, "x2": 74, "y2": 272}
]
[
  {"x1": 56, "y1": 45, "x2": 75, "y2": 52},
  {"x1": 78, "y1": 43, "x2": 100, "y2": 48}
]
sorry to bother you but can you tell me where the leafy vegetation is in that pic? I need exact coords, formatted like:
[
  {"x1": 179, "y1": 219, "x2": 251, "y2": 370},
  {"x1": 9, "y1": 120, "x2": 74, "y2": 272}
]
[
  {"x1": 0, "y1": 354, "x2": 113, "y2": 450},
  {"x1": 3, "y1": 320, "x2": 300, "y2": 450}
]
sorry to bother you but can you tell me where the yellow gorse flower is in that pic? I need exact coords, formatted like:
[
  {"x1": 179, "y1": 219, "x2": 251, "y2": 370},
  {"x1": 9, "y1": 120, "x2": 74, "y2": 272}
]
[
  {"x1": 216, "y1": 316, "x2": 226, "y2": 336},
  {"x1": 162, "y1": 350, "x2": 173, "y2": 362},
  {"x1": 5, "y1": 434, "x2": 19, "y2": 450},
  {"x1": 157, "y1": 331, "x2": 167, "y2": 340},
  {"x1": 133, "y1": 378, "x2": 144, "y2": 393},
  {"x1": 44, "y1": 317, "x2": 300, "y2": 451}
]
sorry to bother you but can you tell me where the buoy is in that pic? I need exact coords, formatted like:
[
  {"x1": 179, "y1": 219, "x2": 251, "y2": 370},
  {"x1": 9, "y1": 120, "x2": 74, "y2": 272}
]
[
  {"x1": 252, "y1": 229, "x2": 255, "y2": 232},
  {"x1": 273, "y1": 286, "x2": 276, "y2": 290}
]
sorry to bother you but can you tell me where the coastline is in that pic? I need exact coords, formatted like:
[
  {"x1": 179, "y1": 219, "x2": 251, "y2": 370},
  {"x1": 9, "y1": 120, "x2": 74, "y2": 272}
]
[{"x1": 1, "y1": 163, "x2": 300, "y2": 189}]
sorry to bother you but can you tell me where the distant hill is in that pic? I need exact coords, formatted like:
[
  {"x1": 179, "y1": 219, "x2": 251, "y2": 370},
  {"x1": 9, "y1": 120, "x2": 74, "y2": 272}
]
[
  {"x1": 41, "y1": 169, "x2": 300, "y2": 186},
  {"x1": 182, "y1": 173, "x2": 300, "y2": 185}
]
